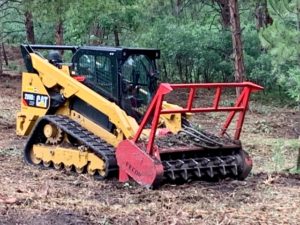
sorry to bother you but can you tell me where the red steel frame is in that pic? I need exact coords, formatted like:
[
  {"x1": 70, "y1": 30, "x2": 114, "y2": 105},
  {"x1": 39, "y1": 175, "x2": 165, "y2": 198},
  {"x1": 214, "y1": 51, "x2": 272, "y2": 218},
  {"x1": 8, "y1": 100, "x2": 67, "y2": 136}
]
[{"x1": 133, "y1": 82, "x2": 263, "y2": 156}]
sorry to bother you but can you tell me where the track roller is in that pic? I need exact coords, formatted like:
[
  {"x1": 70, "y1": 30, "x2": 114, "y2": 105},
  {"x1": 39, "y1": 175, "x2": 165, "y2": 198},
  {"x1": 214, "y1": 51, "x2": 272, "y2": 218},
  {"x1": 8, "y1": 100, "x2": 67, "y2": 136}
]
[
  {"x1": 75, "y1": 166, "x2": 85, "y2": 174},
  {"x1": 43, "y1": 161, "x2": 52, "y2": 168},
  {"x1": 64, "y1": 165, "x2": 73, "y2": 172},
  {"x1": 29, "y1": 147, "x2": 42, "y2": 165},
  {"x1": 54, "y1": 163, "x2": 63, "y2": 170}
]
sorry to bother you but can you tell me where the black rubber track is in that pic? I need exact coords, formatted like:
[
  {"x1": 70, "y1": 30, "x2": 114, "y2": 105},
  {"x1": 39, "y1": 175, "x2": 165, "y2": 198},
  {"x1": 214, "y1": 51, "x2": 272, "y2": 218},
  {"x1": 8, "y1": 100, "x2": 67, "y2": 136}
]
[{"x1": 23, "y1": 115, "x2": 118, "y2": 178}]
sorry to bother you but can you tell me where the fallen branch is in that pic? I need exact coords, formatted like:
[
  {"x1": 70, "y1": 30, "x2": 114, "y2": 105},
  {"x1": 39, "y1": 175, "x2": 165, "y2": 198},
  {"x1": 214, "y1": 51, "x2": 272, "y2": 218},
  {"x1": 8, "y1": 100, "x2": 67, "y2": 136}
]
[
  {"x1": 297, "y1": 147, "x2": 300, "y2": 171},
  {"x1": 0, "y1": 194, "x2": 18, "y2": 204}
]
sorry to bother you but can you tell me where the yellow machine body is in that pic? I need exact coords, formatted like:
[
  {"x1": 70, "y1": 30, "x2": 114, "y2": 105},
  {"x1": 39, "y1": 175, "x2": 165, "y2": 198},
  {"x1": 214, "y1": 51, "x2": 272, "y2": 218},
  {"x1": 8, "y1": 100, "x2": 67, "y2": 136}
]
[{"x1": 16, "y1": 49, "x2": 183, "y2": 176}]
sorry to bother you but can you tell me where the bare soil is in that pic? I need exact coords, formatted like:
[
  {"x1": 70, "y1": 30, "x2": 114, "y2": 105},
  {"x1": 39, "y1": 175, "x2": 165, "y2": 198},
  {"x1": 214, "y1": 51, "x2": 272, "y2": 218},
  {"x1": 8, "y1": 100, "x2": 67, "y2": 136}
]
[{"x1": 0, "y1": 75, "x2": 299, "y2": 225}]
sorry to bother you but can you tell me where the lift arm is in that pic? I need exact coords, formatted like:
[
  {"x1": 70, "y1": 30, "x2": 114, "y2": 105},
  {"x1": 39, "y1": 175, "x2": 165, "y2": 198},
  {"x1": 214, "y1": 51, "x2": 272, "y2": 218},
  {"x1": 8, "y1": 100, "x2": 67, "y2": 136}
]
[{"x1": 30, "y1": 53, "x2": 139, "y2": 139}]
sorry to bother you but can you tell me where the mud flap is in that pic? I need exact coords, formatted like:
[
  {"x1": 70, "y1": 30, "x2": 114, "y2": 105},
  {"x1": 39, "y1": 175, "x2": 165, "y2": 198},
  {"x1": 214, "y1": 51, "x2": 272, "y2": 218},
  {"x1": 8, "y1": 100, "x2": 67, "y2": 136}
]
[{"x1": 116, "y1": 140, "x2": 164, "y2": 188}]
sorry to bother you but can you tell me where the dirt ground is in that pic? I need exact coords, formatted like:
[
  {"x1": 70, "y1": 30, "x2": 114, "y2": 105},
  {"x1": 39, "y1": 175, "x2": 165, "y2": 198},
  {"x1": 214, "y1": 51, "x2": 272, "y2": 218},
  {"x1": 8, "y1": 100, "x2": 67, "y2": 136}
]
[{"x1": 0, "y1": 73, "x2": 300, "y2": 225}]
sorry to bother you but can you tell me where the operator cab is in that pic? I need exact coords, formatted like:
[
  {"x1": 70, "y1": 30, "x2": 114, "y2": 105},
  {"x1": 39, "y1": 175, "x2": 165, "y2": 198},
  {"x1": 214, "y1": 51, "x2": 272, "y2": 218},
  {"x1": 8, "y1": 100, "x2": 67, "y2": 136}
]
[{"x1": 72, "y1": 46, "x2": 160, "y2": 121}]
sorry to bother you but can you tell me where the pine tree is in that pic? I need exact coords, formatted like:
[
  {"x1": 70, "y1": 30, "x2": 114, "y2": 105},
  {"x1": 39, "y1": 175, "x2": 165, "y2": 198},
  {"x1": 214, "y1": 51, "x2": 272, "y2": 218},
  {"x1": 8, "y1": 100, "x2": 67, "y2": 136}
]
[{"x1": 260, "y1": 0, "x2": 300, "y2": 101}]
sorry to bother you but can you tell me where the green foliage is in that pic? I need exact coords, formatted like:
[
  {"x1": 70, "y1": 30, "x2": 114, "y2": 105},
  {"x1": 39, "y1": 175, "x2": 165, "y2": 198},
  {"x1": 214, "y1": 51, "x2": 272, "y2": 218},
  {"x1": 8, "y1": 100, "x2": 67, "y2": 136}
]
[
  {"x1": 0, "y1": 0, "x2": 299, "y2": 103},
  {"x1": 63, "y1": 0, "x2": 142, "y2": 45},
  {"x1": 0, "y1": 1, "x2": 25, "y2": 43},
  {"x1": 259, "y1": 0, "x2": 300, "y2": 102},
  {"x1": 135, "y1": 17, "x2": 233, "y2": 82},
  {"x1": 243, "y1": 26, "x2": 274, "y2": 89},
  {"x1": 272, "y1": 140, "x2": 286, "y2": 172},
  {"x1": 271, "y1": 139, "x2": 300, "y2": 173}
]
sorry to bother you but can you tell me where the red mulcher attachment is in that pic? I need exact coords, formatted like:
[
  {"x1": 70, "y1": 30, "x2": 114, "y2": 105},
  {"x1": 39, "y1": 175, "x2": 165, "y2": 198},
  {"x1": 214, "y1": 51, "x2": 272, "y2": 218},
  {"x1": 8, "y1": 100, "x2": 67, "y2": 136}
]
[{"x1": 116, "y1": 82, "x2": 263, "y2": 187}]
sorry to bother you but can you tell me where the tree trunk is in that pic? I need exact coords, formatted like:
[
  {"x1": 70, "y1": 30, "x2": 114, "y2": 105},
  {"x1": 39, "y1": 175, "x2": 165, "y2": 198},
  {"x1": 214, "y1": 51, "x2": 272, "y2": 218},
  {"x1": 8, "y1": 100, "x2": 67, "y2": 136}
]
[
  {"x1": 185, "y1": 63, "x2": 189, "y2": 82},
  {"x1": 203, "y1": 67, "x2": 209, "y2": 83},
  {"x1": 196, "y1": 67, "x2": 201, "y2": 82},
  {"x1": 2, "y1": 43, "x2": 7, "y2": 66},
  {"x1": 55, "y1": 20, "x2": 64, "y2": 46},
  {"x1": 296, "y1": 1, "x2": 300, "y2": 55},
  {"x1": 175, "y1": 0, "x2": 181, "y2": 16},
  {"x1": 162, "y1": 61, "x2": 168, "y2": 81},
  {"x1": 255, "y1": 0, "x2": 273, "y2": 30},
  {"x1": 229, "y1": 0, "x2": 245, "y2": 95},
  {"x1": 55, "y1": 20, "x2": 64, "y2": 55},
  {"x1": 215, "y1": 0, "x2": 230, "y2": 28},
  {"x1": 24, "y1": 11, "x2": 35, "y2": 44},
  {"x1": 113, "y1": 26, "x2": 120, "y2": 47},
  {"x1": 0, "y1": 43, "x2": 3, "y2": 75},
  {"x1": 176, "y1": 56, "x2": 184, "y2": 82},
  {"x1": 90, "y1": 23, "x2": 104, "y2": 45}
]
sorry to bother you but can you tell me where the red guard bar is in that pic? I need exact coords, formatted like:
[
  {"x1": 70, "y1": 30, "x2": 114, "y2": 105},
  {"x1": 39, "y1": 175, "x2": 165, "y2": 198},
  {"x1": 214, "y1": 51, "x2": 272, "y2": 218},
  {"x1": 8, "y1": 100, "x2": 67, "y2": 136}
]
[{"x1": 133, "y1": 82, "x2": 263, "y2": 156}]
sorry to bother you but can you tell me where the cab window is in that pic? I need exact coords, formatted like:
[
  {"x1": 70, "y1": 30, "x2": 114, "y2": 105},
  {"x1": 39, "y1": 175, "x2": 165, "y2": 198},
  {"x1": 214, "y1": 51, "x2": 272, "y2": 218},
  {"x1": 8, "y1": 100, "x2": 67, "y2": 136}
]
[
  {"x1": 76, "y1": 54, "x2": 113, "y2": 94},
  {"x1": 121, "y1": 54, "x2": 158, "y2": 120},
  {"x1": 95, "y1": 56, "x2": 112, "y2": 93},
  {"x1": 78, "y1": 54, "x2": 94, "y2": 79}
]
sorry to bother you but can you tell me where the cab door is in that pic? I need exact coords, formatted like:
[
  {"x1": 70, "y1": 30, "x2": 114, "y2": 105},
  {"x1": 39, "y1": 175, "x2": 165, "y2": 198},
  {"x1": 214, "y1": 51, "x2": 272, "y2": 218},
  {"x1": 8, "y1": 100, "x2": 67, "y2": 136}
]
[
  {"x1": 119, "y1": 54, "x2": 158, "y2": 121},
  {"x1": 73, "y1": 50, "x2": 118, "y2": 101}
]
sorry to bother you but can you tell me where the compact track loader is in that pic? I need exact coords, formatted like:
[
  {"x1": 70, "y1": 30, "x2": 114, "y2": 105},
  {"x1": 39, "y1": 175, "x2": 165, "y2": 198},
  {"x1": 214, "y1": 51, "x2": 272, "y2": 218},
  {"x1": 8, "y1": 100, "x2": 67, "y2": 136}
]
[{"x1": 17, "y1": 44, "x2": 262, "y2": 187}]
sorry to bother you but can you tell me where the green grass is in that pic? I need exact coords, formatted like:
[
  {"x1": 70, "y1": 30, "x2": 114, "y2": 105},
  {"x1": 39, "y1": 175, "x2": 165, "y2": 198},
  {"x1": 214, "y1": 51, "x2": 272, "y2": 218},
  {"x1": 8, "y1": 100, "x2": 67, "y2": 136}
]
[{"x1": 244, "y1": 136, "x2": 300, "y2": 173}]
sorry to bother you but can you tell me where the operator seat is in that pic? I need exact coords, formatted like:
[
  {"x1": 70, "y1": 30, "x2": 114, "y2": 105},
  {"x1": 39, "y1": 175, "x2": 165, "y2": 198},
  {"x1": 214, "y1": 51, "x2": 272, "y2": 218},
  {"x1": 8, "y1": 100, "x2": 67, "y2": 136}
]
[{"x1": 48, "y1": 50, "x2": 63, "y2": 68}]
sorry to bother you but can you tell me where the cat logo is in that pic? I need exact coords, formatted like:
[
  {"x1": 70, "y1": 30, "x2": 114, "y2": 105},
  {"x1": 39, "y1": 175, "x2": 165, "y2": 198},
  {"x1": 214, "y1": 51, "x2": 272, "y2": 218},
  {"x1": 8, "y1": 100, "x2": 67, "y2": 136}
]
[
  {"x1": 36, "y1": 95, "x2": 49, "y2": 108},
  {"x1": 23, "y1": 92, "x2": 49, "y2": 109}
]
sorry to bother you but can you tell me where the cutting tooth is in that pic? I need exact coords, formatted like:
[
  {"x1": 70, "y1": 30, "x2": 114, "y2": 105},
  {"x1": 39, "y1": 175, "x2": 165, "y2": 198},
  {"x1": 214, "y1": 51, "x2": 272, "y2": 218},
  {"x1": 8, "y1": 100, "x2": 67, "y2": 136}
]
[
  {"x1": 190, "y1": 159, "x2": 199, "y2": 167},
  {"x1": 231, "y1": 165, "x2": 238, "y2": 176},
  {"x1": 190, "y1": 159, "x2": 202, "y2": 178},
  {"x1": 164, "y1": 161, "x2": 172, "y2": 170},
  {"x1": 226, "y1": 156, "x2": 236, "y2": 163},
  {"x1": 220, "y1": 165, "x2": 227, "y2": 175},
  {"x1": 215, "y1": 157, "x2": 223, "y2": 165},
  {"x1": 181, "y1": 169, "x2": 189, "y2": 180},
  {"x1": 201, "y1": 158, "x2": 210, "y2": 166},
  {"x1": 169, "y1": 171, "x2": 176, "y2": 180},
  {"x1": 207, "y1": 167, "x2": 214, "y2": 178},
  {"x1": 194, "y1": 167, "x2": 201, "y2": 178},
  {"x1": 175, "y1": 160, "x2": 184, "y2": 168}
]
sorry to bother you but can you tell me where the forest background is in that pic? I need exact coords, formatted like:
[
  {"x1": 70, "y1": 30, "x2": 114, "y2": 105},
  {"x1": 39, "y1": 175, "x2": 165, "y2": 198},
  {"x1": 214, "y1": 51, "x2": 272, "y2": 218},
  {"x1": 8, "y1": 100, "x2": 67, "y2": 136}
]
[{"x1": 0, "y1": 0, "x2": 299, "y2": 103}]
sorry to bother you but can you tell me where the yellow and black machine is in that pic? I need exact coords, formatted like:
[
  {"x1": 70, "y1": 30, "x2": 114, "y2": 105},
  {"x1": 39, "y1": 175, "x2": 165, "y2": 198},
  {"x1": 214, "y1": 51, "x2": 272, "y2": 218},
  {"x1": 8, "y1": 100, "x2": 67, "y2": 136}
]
[{"x1": 17, "y1": 44, "x2": 262, "y2": 187}]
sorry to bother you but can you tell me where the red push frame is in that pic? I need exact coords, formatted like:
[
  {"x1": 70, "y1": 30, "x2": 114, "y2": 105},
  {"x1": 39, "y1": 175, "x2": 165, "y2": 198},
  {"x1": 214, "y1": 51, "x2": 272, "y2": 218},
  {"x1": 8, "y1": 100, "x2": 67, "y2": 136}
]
[{"x1": 133, "y1": 82, "x2": 263, "y2": 156}]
